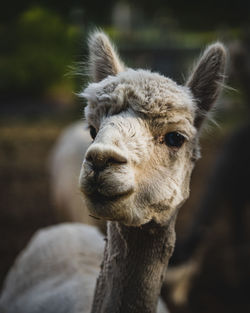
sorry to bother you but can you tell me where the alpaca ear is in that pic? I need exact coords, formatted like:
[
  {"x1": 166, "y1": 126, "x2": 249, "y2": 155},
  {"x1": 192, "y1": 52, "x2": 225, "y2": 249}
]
[
  {"x1": 88, "y1": 31, "x2": 125, "y2": 82},
  {"x1": 186, "y1": 43, "x2": 227, "y2": 128}
]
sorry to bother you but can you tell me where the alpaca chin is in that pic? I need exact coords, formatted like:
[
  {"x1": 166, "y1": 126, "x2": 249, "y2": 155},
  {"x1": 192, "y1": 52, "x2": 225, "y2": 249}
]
[{"x1": 83, "y1": 191, "x2": 149, "y2": 226}]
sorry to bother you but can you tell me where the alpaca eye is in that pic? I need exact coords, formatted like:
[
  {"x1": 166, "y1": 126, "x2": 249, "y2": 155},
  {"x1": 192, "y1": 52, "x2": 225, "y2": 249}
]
[
  {"x1": 164, "y1": 132, "x2": 185, "y2": 148},
  {"x1": 89, "y1": 126, "x2": 97, "y2": 140}
]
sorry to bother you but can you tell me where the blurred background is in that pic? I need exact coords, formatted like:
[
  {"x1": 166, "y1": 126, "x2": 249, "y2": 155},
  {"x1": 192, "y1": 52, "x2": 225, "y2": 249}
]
[{"x1": 0, "y1": 1, "x2": 250, "y2": 312}]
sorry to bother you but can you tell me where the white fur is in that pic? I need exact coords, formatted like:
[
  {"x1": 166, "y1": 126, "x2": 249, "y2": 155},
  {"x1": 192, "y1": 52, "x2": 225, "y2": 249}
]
[{"x1": 0, "y1": 224, "x2": 103, "y2": 313}]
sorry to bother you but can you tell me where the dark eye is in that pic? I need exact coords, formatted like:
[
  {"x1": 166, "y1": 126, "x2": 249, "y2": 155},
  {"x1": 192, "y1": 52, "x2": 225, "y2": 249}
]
[
  {"x1": 164, "y1": 132, "x2": 185, "y2": 148},
  {"x1": 89, "y1": 125, "x2": 97, "y2": 140}
]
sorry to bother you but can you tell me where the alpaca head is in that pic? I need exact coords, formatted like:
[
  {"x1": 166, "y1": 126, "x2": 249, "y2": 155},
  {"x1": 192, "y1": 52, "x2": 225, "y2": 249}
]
[{"x1": 79, "y1": 32, "x2": 226, "y2": 227}]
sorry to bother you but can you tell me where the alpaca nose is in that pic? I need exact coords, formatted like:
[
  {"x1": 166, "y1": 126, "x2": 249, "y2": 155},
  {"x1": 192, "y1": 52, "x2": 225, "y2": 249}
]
[{"x1": 85, "y1": 144, "x2": 128, "y2": 171}]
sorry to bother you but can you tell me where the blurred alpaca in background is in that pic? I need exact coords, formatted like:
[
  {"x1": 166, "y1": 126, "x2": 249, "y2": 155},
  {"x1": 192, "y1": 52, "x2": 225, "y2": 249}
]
[{"x1": 49, "y1": 121, "x2": 106, "y2": 232}]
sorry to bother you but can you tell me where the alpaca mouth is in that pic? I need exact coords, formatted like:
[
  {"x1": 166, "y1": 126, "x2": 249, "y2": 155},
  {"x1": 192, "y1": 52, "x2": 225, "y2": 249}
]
[
  {"x1": 85, "y1": 187, "x2": 134, "y2": 203},
  {"x1": 80, "y1": 165, "x2": 135, "y2": 202}
]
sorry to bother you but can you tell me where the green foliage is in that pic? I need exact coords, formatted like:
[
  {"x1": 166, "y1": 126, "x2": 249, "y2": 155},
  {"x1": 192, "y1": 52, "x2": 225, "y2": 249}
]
[{"x1": 0, "y1": 6, "x2": 82, "y2": 97}]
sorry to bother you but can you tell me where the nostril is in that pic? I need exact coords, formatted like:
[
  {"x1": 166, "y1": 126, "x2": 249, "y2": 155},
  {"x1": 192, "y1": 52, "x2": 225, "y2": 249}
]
[
  {"x1": 85, "y1": 153, "x2": 104, "y2": 170},
  {"x1": 107, "y1": 157, "x2": 120, "y2": 165},
  {"x1": 86, "y1": 154, "x2": 93, "y2": 163},
  {"x1": 109, "y1": 150, "x2": 128, "y2": 164},
  {"x1": 107, "y1": 156, "x2": 127, "y2": 165}
]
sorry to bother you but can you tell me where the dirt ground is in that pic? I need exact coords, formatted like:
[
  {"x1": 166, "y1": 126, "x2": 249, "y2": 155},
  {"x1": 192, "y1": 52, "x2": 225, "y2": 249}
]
[{"x1": 0, "y1": 120, "x2": 249, "y2": 313}]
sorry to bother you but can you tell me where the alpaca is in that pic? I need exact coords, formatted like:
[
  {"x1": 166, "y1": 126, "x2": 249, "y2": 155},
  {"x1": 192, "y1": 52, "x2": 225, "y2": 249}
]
[
  {"x1": 48, "y1": 121, "x2": 101, "y2": 226},
  {"x1": 172, "y1": 124, "x2": 250, "y2": 265},
  {"x1": 0, "y1": 224, "x2": 104, "y2": 313},
  {"x1": 165, "y1": 123, "x2": 250, "y2": 306},
  {"x1": 0, "y1": 32, "x2": 226, "y2": 313}
]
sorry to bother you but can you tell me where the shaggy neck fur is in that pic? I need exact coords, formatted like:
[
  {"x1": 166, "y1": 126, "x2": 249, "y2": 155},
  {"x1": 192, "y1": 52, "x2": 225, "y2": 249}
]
[{"x1": 91, "y1": 218, "x2": 176, "y2": 313}]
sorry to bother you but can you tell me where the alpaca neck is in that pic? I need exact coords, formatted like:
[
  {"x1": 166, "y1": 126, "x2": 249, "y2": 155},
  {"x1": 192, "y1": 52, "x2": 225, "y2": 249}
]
[{"x1": 91, "y1": 218, "x2": 176, "y2": 313}]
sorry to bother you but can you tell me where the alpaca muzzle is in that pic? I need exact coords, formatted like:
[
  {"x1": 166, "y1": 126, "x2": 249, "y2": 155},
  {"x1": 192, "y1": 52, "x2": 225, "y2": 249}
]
[{"x1": 80, "y1": 143, "x2": 135, "y2": 200}]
